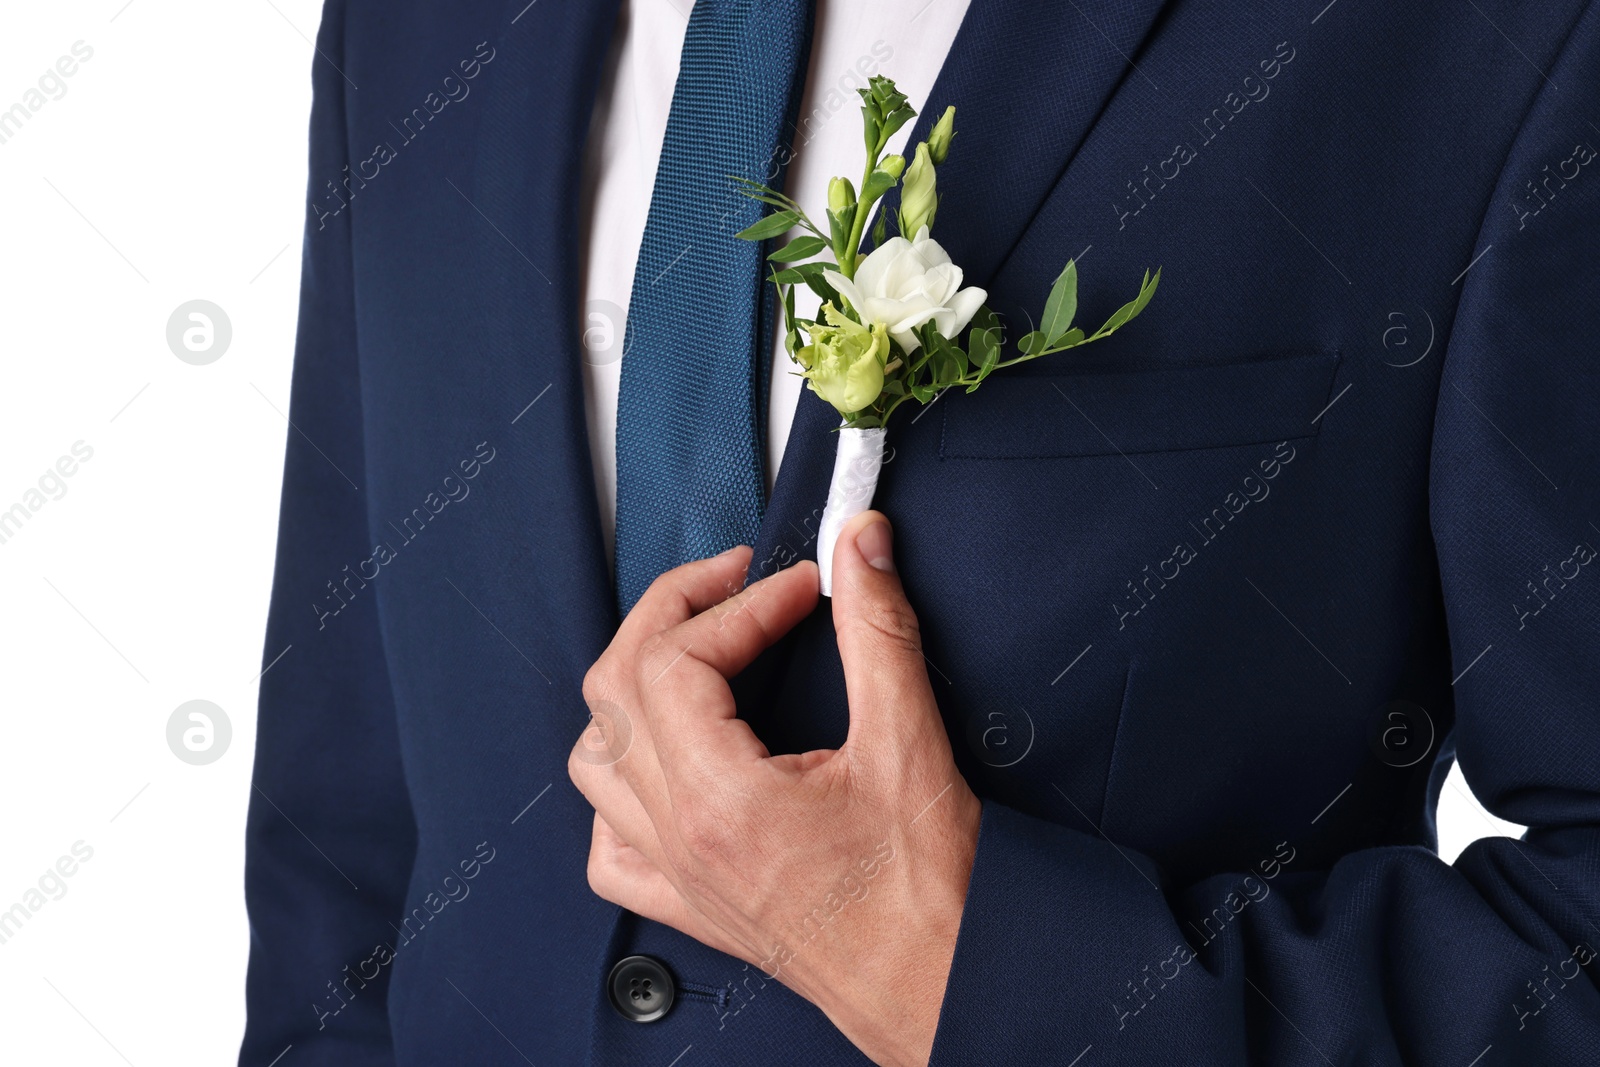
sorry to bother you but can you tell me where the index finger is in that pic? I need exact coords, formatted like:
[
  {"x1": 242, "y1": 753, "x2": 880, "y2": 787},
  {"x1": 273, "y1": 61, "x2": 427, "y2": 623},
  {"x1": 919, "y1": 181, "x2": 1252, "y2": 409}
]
[
  {"x1": 615, "y1": 546, "x2": 754, "y2": 652},
  {"x1": 636, "y1": 561, "x2": 819, "y2": 772}
]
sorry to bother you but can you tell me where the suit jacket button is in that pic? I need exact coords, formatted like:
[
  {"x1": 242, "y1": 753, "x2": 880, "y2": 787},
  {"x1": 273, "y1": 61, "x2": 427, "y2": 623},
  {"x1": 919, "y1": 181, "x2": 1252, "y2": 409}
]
[{"x1": 608, "y1": 955, "x2": 676, "y2": 1023}]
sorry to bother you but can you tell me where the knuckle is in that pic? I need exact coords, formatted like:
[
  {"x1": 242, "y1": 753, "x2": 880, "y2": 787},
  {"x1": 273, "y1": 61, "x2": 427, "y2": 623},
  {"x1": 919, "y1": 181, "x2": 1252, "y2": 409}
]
[
  {"x1": 635, "y1": 632, "x2": 677, "y2": 685},
  {"x1": 581, "y1": 659, "x2": 614, "y2": 707},
  {"x1": 636, "y1": 570, "x2": 670, "y2": 606},
  {"x1": 643, "y1": 569, "x2": 697, "y2": 615},
  {"x1": 566, "y1": 743, "x2": 591, "y2": 790},
  {"x1": 585, "y1": 848, "x2": 616, "y2": 900},
  {"x1": 638, "y1": 631, "x2": 669, "y2": 660},
  {"x1": 645, "y1": 567, "x2": 686, "y2": 599}
]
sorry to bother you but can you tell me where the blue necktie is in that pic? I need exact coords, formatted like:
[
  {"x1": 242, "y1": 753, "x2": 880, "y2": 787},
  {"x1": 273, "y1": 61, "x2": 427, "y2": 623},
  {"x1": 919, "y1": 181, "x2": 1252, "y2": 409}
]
[{"x1": 613, "y1": 0, "x2": 815, "y2": 615}]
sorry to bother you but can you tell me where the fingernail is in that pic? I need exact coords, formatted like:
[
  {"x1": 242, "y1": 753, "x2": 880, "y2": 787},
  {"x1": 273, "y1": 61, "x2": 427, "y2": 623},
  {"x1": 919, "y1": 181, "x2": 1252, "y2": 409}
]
[{"x1": 856, "y1": 518, "x2": 895, "y2": 573}]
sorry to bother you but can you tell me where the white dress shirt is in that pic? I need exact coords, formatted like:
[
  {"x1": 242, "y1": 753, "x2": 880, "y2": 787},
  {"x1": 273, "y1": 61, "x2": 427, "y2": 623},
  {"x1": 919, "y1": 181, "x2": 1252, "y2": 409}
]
[{"x1": 577, "y1": 0, "x2": 971, "y2": 559}]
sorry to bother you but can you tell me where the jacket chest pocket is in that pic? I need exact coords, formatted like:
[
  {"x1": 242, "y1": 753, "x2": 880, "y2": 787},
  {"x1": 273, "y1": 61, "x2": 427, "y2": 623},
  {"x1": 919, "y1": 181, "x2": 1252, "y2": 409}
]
[{"x1": 938, "y1": 351, "x2": 1341, "y2": 459}]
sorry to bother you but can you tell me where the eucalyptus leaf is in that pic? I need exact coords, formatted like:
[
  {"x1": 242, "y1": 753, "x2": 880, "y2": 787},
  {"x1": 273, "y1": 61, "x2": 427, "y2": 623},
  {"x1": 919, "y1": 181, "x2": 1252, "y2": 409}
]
[
  {"x1": 734, "y1": 189, "x2": 796, "y2": 212},
  {"x1": 735, "y1": 210, "x2": 799, "y2": 242},
  {"x1": 1132, "y1": 268, "x2": 1161, "y2": 316},
  {"x1": 1041, "y1": 260, "x2": 1078, "y2": 344},
  {"x1": 967, "y1": 306, "x2": 1003, "y2": 368},
  {"x1": 783, "y1": 283, "x2": 799, "y2": 356},
  {"x1": 969, "y1": 320, "x2": 1001, "y2": 378},
  {"x1": 807, "y1": 277, "x2": 842, "y2": 307},
  {"x1": 937, "y1": 330, "x2": 968, "y2": 379},
  {"x1": 1049, "y1": 328, "x2": 1085, "y2": 350},
  {"x1": 730, "y1": 175, "x2": 796, "y2": 200},
  {"x1": 1019, "y1": 330, "x2": 1048, "y2": 356},
  {"x1": 1090, "y1": 269, "x2": 1163, "y2": 339},
  {"x1": 1097, "y1": 297, "x2": 1142, "y2": 337},
  {"x1": 786, "y1": 261, "x2": 841, "y2": 307},
  {"x1": 730, "y1": 177, "x2": 801, "y2": 212},
  {"x1": 768, "y1": 235, "x2": 829, "y2": 261}
]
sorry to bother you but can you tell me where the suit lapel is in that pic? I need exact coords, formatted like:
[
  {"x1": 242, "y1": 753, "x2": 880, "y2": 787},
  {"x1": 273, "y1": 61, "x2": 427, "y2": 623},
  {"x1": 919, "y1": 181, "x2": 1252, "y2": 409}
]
[
  {"x1": 470, "y1": 0, "x2": 625, "y2": 658},
  {"x1": 748, "y1": 0, "x2": 1173, "y2": 583},
  {"x1": 907, "y1": 0, "x2": 1172, "y2": 289},
  {"x1": 748, "y1": 387, "x2": 837, "y2": 579}
]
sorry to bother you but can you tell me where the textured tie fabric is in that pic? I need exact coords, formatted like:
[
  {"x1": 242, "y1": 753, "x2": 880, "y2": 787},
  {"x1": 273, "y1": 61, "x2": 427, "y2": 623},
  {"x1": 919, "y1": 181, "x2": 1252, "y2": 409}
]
[{"x1": 613, "y1": 0, "x2": 816, "y2": 615}]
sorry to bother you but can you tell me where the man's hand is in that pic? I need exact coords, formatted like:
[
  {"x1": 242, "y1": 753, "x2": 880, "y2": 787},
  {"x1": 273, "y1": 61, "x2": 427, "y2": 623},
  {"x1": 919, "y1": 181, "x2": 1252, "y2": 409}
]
[{"x1": 568, "y1": 511, "x2": 981, "y2": 1067}]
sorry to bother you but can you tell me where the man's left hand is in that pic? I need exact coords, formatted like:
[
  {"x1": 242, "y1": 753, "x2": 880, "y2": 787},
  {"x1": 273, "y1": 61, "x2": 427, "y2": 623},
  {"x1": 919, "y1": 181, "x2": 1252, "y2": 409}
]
[{"x1": 568, "y1": 511, "x2": 981, "y2": 1067}]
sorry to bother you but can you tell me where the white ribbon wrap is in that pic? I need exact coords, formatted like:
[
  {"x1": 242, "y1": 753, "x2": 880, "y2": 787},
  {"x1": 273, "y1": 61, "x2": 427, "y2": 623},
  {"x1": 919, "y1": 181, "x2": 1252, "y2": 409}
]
[{"x1": 817, "y1": 424, "x2": 887, "y2": 597}]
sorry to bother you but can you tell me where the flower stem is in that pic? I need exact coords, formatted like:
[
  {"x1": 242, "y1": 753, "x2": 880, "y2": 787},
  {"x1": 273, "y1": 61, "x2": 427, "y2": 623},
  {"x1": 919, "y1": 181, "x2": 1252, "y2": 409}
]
[{"x1": 840, "y1": 129, "x2": 891, "y2": 279}]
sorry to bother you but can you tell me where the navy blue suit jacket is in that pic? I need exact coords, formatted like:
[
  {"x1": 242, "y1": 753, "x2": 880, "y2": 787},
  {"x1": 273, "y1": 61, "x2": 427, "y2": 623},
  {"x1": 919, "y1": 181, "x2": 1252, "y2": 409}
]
[{"x1": 241, "y1": 1, "x2": 1600, "y2": 1063}]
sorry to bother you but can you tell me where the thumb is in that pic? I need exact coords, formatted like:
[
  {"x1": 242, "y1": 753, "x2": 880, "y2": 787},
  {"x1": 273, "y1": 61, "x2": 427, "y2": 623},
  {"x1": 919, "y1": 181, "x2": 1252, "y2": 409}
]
[{"x1": 831, "y1": 512, "x2": 944, "y2": 756}]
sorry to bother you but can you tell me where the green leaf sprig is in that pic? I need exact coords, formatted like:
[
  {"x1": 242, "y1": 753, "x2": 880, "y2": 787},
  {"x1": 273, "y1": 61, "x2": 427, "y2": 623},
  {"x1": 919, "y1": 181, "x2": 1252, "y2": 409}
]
[{"x1": 731, "y1": 76, "x2": 1161, "y2": 431}]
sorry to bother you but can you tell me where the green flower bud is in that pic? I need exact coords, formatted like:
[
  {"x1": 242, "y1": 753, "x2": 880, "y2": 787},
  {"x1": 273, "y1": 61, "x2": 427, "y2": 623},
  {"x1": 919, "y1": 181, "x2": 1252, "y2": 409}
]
[
  {"x1": 927, "y1": 106, "x2": 956, "y2": 165},
  {"x1": 879, "y1": 154, "x2": 905, "y2": 181},
  {"x1": 898, "y1": 142, "x2": 938, "y2": 239},
  {"x1": 796, "y1": 303, "x2": 891, "y2": 415},
  {"x1": 828, "y1": 176, "x2": 856, "y2": 214}
]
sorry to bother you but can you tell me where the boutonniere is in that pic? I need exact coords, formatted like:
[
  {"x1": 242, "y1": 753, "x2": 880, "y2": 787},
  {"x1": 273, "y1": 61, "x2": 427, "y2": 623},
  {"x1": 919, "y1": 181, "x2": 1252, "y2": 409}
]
[{"x1": 736, "y1": 76, "x2": 1161, "y2": 594}]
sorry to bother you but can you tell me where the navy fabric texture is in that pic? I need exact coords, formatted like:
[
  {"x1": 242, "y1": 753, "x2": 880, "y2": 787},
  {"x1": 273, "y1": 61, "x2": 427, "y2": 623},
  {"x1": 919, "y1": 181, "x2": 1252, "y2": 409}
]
[
  {"x1": 613, "y1": 0, "x2": 815, "y2": 614},
  {"x1": 242, "y1": 1, "x2": 1600, "y2": 1065}
]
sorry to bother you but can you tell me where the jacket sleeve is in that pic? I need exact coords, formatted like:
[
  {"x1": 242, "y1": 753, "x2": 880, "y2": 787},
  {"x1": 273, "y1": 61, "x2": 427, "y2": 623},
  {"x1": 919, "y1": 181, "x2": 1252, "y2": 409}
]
[
  {"x1": 239, "y1": 5, "x2": 419, "y2": 1064},
  {"x1": 929, "y1": 11, "x2": 1600, "y2": 1067}
]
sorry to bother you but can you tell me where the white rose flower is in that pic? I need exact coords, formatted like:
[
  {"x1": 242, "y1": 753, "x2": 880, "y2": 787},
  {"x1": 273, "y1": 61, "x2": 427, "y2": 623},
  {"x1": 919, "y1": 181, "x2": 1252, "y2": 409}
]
[{"x1": 824, "y1": 227, "x2": 987, "y2": 354}]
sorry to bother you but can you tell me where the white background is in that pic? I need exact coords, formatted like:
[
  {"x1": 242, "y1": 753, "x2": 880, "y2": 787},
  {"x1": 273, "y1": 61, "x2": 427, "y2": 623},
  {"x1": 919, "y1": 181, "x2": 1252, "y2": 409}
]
[{"x1": 0, "y1": 3, "x2": 1524, "y2": 1065}]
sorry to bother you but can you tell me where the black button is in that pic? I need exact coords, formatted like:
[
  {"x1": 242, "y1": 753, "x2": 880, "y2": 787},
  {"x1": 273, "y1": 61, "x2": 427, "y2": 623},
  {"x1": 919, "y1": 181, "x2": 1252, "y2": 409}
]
[{"x1": 607, "y1": 955, "x2": 675, "y2": 1023}]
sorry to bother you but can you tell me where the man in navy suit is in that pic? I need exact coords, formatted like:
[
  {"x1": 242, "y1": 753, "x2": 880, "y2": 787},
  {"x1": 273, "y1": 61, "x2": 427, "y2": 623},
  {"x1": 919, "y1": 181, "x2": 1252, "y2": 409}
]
[{"x1": 241, "y1": 1, "x2": 1600, "y2": 1064}]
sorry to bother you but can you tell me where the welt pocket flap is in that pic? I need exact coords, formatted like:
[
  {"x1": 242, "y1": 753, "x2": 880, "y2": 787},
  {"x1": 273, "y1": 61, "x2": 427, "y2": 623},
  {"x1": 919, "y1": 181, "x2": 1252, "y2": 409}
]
[{"x1": 939, "y1": 351, "x2": 1341, "y2": 459}]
